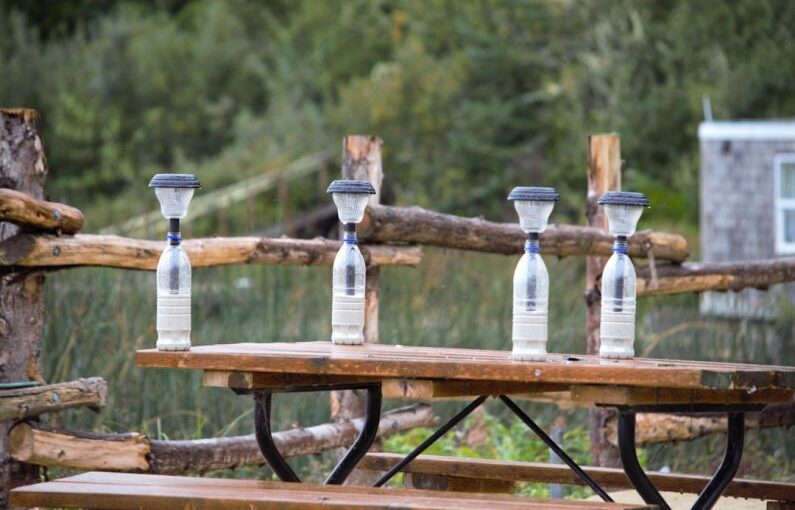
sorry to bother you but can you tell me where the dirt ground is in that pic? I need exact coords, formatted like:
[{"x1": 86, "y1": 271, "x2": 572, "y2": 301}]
[{"x1": 587, "y1": 490, "x2": 763, "y2": 509}]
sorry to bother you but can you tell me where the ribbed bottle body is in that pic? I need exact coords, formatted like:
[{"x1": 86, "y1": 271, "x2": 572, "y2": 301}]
[
  {"x1": 156, "y1": 244, "x2": 192, "y2": 351},
  {"x1": 599, "y1": 251, "x2": 637, "y2": 358},
  {"x1": 331, "y1": 242, "x2": 366, "y2": 344},
  {"x1": 512, "y1": 252, "x2": 549, "y2": 361}
]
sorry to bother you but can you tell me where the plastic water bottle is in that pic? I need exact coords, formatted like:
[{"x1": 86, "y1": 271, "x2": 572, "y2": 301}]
[
  {"x1": 597, "y1": 191, "x2": 649, "y2": 359},
  {"x1": 512, "y1": 233, "x2": 550, "y2": 360},
  {"x1": 508, "y1": 187, "x2": 558, "y2": 361},
  {"x1": 156, "y1": 241, "x2": 192, "y2": 351}
]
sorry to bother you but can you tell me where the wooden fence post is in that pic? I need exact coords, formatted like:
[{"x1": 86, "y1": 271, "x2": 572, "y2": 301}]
[
  {"x1": 585, "y1": 134, "x2": 622, "y2": 468},
  {"x1": 0, "y1": 109, "x2": 48, "y2": 508},
  {"x1": 330, "y1": 135, "x2": 383, "y2": 483}
]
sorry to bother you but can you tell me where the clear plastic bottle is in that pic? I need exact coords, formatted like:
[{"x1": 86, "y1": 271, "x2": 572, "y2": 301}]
[
  {"x1": 599, "y1": 237, "x2": 637, "y2": 358},
  {"x1": 331, "y1": 230, "x2": 366, "y2": 344},
  {"x1": 512, "y1": 235, "x2": 550, "y2": 361},
  {"x1": 156, "y1": 242, "x2": 192, "y2": 351}
]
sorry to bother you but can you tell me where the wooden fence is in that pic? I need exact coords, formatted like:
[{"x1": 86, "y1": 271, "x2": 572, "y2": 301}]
[{"x1": 1, "y1": 109, "x2": 794, "y2": 505}]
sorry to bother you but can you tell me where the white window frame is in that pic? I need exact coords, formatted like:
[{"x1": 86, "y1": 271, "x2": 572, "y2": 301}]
[{"x1": 774, "y1": 154, "x2": 795, "y2": 254}]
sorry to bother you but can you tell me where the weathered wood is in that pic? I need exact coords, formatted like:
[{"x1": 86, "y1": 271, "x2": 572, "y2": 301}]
[
  {"x1": 8, "y1": 423, "x2": 150, "y2": 471},
  {"x1": 8, "y1": 404, "x2": 435, "y2": 474},
  {"x1": 570, "y1": 384, "x2": 793, "y2": 406},
  {"x1": 637, "y1": 257, "x2": 795, "y2": 296},
  {"x1": 0, "y1": 234, "x2": 422, "y2": 269},
  {"x1": 358, "y1": 204, "x2": 688, "y2": 262},
  {"x1": 405, "y1": 472, "x2": 516, "y2": 493},
  {"x1": 11, "y1": 471, "x2": 656, "y2": 510},
  {"x1": 360, "y1": 453, "x2": 795, "y2": 502},
  {"x1": 0, "y1": 188, "x2": 83, "y2": 234},
  {"x1": 0, "y1": 377, "x2": 106, "y2": 421},
  {"x1": 0, "y1": 108, "x2": 47, "y2": 507},
  {"x1": 605, "y1": 400, "x2": 795, "y2": 445},
  {"x1": 136, "y1": 342, "x2": 795, "y2": 392},
  {"x1": 585, "y1": 133, "x2": 622, "y2": 468}
]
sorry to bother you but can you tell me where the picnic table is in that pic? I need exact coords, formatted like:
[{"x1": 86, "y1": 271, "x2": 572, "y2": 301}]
[{"x1": 136, "y1": 341, "x2": 795, "y2": 510}]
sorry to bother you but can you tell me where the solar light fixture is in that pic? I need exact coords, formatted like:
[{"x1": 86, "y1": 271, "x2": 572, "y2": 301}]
[
  {"x1": 597, "y1": 191, "x2": 649, "y2": 358},
  {"x1": 149, "y1": 173, "x2": 200, "y2": 351},
  {"x1": 508, "y1": 186, "x2": 559, "y2": 361},
  {"x1": 327, "y1": 179, "x2": 376, "y2": 345}
]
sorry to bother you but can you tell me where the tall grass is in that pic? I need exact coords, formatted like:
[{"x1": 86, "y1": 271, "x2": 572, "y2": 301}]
[{"x1": 42, "y1": 248, "x2": 794, "y2": 482}]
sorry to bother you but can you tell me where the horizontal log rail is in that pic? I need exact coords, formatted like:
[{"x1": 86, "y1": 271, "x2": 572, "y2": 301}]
[
  {"x1": 605, "y1": 400, "x2": 795, "y2": 445},
  {"x1": 0, "y1": 234, "x2": 422, "y2": 270},
  {"x1": 360, "y1": 204, "x2": 689, "y2": 262},
  {"x1": 0, "y1": 377, "x2": 106, "y2": 421},
  {"x1": 8, "y1": 403, "x2": 435, "y2": 474},
  {"x1": 637, "y1": 257, "x2": 795, "y2": 296},
  {"x1": 0, "y1": 188, "x2": 84, "y2": 234}
]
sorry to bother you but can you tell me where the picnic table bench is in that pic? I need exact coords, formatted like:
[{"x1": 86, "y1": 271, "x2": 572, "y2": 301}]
[
  {"x1": 132, "y1": 341, "x2": 795, "y2": 510},
  {"x1": 11, "y1": 471, "x2": 655, "y2": 510}
]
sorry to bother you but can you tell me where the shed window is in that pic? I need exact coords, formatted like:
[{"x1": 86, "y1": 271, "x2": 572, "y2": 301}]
[{"x1": 775, "y1": 155, "x2": 795, "y2": 254}]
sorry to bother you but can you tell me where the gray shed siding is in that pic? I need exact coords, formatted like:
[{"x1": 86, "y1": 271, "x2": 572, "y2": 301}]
[{"x1": 699, "y1": 124, "x2": 795, "y2": 318}]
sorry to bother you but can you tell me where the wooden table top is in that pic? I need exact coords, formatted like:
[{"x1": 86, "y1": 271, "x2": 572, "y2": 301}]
[{"x1": 136, "y1": 342, "x2": 795, "y2": 396}]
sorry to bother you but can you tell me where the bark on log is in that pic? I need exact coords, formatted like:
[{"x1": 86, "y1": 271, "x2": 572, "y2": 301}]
[
  {"x1": 359, "y1": 204, "x2": 688, "y2": 262},
  {"x1": 8, "y1": 403, "x2": 436, "y2": 474},
  {"x1": 637, "y1": 258, "x2": 795, "y2": 296},
  {"x1": 605, "y1": 400, "x2": 795, "y2": 445},
  {"x1": 0, "y1": 377, "x2": 106, "y2": 421},
  {"x1": 0, "y1": 234, "x2": 422, "y2": 270},
  {"x1": 0, "y1": 188, "x2": 83, "y2": 234},
  {"x1": 0, "y1": 108, "x2": 47, "y2": 507},
  {"x1": 585, "y1": 134, "x2": 622, "y2": 468}
]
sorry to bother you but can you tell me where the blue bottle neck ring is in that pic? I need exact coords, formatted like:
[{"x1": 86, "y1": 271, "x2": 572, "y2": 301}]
[{"x1": 524, "y1": 232, "x2": 540, "y2": 253}]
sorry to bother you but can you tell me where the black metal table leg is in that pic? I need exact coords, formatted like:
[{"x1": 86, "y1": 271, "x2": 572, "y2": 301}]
[
  {"x1": 254, "y1": 391, "x2": 301, "y2": 482},
  {"x1": 617, "y1": 410, "x2": 671, "y2": 510},
  {"x1": 325, "y1": 384, "x2": 383, "y2": 484},
  {"x1": 691, "y1": 412, "x2": 745, "y2": 510},
  {"x1": 373, "y1": 395, "x2": 488, "y2": 487},
  {"x1": 499, "y1": 395, "x2": 614, "y2": 502}
]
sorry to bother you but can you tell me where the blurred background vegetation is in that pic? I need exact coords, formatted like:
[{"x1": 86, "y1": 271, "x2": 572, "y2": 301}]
[{"x1": 1, "y1": 0, "x2": 794, "y2": 492}]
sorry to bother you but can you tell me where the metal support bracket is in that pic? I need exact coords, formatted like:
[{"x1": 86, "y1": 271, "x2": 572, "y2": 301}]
[
  {"x1": 253, "y1": 383, "x2": 383, "y2": 485},
  {"x1": 617, "y1": 408, "x2": 746, "y2": 510}
]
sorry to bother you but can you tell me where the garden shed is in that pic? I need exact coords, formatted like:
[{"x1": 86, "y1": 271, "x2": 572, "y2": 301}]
[{"x1": 700, "y1": 120, "x2": 795, "y2": 318}]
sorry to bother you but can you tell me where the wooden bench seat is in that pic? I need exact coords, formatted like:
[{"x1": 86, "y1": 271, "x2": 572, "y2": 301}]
[
  {"x1": 11, "y1": 471, "x2": 655, "y2": 510},
  {"x1": 360, "y1": 453, "x2": 795, "y2": 502}
]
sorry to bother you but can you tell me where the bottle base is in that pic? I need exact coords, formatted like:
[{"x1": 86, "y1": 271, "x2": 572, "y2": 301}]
[{"x1": 512, "y1": 349, "x2": 547, "y2": 362}]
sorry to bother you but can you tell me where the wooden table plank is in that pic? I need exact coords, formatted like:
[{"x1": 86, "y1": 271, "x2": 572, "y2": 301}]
[
  {"x1": 137, "y1": 341, "x2": 795, "y2": 391},
  {"x1": 11, "y1": 472, "x2": 654, "y2": 510}
]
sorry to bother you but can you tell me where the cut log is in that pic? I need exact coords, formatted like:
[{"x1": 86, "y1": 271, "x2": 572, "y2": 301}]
[
  {"x1": 637, "y1": 258, "x2": 795, "y2": 296},
  {"x1": 9, "y1": 423, "x2": 149, "y2": 471},
  {"x1": 604, "y1": 400, "x2": 795, "y2": 445},
  {"x1": 0, "y1": 234, "x2": 422, "y2": 270},
  {"x1": 0, "y1": 107, "x2": 48, "y2": 505},
  {"x1": 359, "y1": 204, "x2": 688, "y2": 262},
  {"x1": 8, "y1": 403, "x2": 436, "y2": 474},
  {"x1": 0, "y1": 188, "x2": 83, "y2": 234},
  {"x1": 0, "y1": 377, "x2": 106, "y2": 421},
  {"x1": 585, "y1": 133, "x2": 622, "y2": 468}
]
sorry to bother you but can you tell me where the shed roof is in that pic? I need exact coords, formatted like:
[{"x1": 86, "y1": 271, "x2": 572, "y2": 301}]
[{"x1": 699, "y1": 121, "x2": 795, "y2": 141}]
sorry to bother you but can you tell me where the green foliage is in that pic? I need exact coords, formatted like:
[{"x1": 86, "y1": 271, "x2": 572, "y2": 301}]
[{"x1": 4, "y1": 0, "x2": 795, "y2": 225}]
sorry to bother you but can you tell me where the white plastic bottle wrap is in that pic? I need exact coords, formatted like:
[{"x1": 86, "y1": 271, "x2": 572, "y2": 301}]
[
  {"x1": 599, "y1": 249, "x2": 636, "y2": 358},
  {"x1": 156, "y1": 244, "x2": 192, "y2": 351},
  {"x1": 512, "y1": 250, "x2": 549, "y2": 361}
]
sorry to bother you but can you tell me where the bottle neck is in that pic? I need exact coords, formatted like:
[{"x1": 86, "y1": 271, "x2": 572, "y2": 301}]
[
  {"x1": 343, "y1": 223, "x2": 357, "y2": 244},
  {"x1": 613, "y1": 235, "x2": 628, "y2": 254},
  {"x1": 168, "y1": 218, "x2": 181, "y2": 246},
  {"x1": 524, "y1": 232, "x2": 540, "y2": 253}
]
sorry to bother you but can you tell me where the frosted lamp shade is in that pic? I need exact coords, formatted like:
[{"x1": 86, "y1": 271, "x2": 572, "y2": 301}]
[
  {"x1": 603, "y1": 203, "x2": 644, "y2": 236},
  {"x1": 332, "y1": 193, "x2": 370, "y2": 224},
  {"x1": 155, "y1": 187, "x2": 195, "y2": 219},
  {"x1": 513, "y1": 200, "x2": 555, "y2": 234}
]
